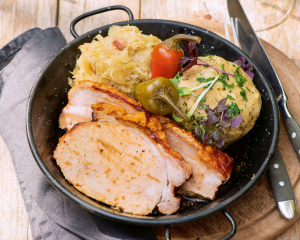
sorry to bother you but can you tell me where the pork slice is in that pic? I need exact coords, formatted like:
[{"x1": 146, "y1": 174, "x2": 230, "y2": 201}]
[
  {"x1": 54, "y1": 103, "x2": 192, "y2": 215},
  {"x1": 59, "y1": 80, "x2": 144, "y2": 130},
  {"x1": 161, "y1": 120, "x2": 233, "y2": 200},
  {"x1": 59, "y1": 80, "x2": 233, "y2": 200}
]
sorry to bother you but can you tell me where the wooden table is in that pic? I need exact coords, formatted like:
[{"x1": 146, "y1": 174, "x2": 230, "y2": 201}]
[{"x1": 1, "y1": 0, "x2": 300, "y2": 239}]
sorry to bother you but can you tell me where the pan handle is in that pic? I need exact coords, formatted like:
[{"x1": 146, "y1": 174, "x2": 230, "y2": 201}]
[
  {"x1": 70, "y1": 5, "x2": 134, "y2": 39},
  {"x1": 164, "y1": 209, "x2": 236, "y2": 240},
  {"x1": 219, "y1": 210, "x2": 237, "y2": 240}
]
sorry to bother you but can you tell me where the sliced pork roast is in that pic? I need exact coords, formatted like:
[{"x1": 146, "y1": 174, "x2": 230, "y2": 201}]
[
  {"x1": 158, "y1": 117, "x2": 233, "y2": 199},
  {"x1": 59, "y1": 80, "x2": 143, "y2": 130},
  {"x1": 58, "y1": 80, "x2": 233, "y2": 201},
  {"x1": 54, "y1": 102, "x2": 192, "y2": 215}
]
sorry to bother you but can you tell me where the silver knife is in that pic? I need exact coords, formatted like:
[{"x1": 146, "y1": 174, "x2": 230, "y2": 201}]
[{"x1": 227, "y1": 0, "x2": 296, "y2": 219}]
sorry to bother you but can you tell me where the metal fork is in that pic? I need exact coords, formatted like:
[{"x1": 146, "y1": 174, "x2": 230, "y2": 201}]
[{"x1": 224, "y1": 17, "x2": 239, "y2": 46}]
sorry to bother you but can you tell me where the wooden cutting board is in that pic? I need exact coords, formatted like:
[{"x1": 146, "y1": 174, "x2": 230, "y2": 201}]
[{"x1": 152, "y1": 18, "x2": 300, "y2": 240}]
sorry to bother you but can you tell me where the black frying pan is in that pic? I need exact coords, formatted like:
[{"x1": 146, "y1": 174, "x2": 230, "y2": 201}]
[{"x1": 26, "y1": 6, "x2": 279, "y2": 240}]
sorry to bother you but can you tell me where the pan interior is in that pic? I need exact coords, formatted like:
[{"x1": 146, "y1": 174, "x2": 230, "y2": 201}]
[{"x1": 27, "y1": 20, "x2": 278, "y2": 225}]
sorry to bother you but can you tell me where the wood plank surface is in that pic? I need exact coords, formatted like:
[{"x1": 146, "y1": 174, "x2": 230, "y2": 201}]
[
  {"x1": 0, "y1": 1, "x2": 57, "y2": 239},
  {"x1": 0, "y1": 0, "x2": 57, "y2": 48},
  {"x1": 1, "y1": 0, "x2": 300, "y2": 239}
]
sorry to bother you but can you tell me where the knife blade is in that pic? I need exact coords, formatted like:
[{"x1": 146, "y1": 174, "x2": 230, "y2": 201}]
[
  {"x1": 227, "y1": 0, "x2": 296, "y2": 219},
  {"x1": 227, "y1": 0, "x2": 300, "y2": 163}
]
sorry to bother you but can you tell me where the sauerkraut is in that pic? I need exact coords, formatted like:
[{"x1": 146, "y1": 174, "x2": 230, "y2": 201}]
[{"x1": 70, "y1": 25, "x2": 160, "y2": 95}]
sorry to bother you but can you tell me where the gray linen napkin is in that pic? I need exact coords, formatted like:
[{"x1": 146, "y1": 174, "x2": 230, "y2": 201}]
[{"x1": 0, "y1": 27, "x2": 156, "y2": 240}]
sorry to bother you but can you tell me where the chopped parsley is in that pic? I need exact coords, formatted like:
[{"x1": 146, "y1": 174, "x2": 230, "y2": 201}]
[
  {"x1": 228, "y1": 103, "x2": 240, "y2": 120},
  {"x1": 234, "y1": 73, "x2": 247, "y2": 87},
  {"x1": 199, "y1": 104, "x2": 209, "y2": 110},
  {"x1": 199, "y1": 97, "x2": 206, "y2": 104},
  {"x1": 204, "y1": 54, "x2": 213, "y2": 58},
  {"x1": 219, "y1": 64, "x2": 229, "y2": 81},
  {"x1": 246, "y1": 87, "x2": 250, "y2": 92},
  {"x1": 227, "y1": 95, "x2": 235, "y2": 100},
  {"x1": 220, "y1": 72, "x2": 229, "y2": 80},
  {"x1": 196, "y1": 77, "x2": 215, "y2": 88},
  {"x1": 196, "y1": 77, "x2": 215, "y2": 83},
  {"x1": 240, "y1": 88, "x2": 248, "y2": 101},
  {"x1": 184, "y1": 102, "x2": 187, "y2": 107},
  {"x1": 169, "y1": 73, "x2": 182, "y2": 87},
  {"x1": 178, "y1": 87, "x2": 191, "y2": 96},
  {"x1": 218, "y1": 79, "x2": 234, "y2": 90},
  {"x1": 235, "y1": 66, "x2": 241, "y2": 71}
]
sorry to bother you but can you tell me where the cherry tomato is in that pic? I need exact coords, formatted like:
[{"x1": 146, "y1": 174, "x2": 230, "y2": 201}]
[
  {"x1": 151, "y1": 34, "x2": 201, "y2": 79},
  {"x1": 151, "y1": 45, "x2": 184, "y2": 79}
]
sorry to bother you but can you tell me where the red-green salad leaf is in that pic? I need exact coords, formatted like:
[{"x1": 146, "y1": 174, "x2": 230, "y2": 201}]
[
  {"x1": 233, "y1": 57, "x2": 254, "y2": 79},
  {"x1": 184, "y1": 97, "x2": 242, "y2": 148}
]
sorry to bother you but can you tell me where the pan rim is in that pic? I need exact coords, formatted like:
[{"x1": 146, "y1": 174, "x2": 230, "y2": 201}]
[{"x1": 26, "y1": 19, "x2": 279, "y2": 226}]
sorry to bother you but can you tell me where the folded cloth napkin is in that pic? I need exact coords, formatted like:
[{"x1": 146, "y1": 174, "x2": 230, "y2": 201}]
[{"x1": 0, "y1": 27, "x2": 156, "y2": 240}]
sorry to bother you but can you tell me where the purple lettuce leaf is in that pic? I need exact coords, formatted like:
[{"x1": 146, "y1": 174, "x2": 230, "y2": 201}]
[
  {"x1": 234, "y1": 57, "x2": 254, "y2": 80},
  {"x1": 210, "y1": 130, "x2": 219, "y2": 142},
  {"x1": 216, "y1": 138, "x2": 225, "y2": 148},
  {"x1": 245, "y1": 70, "x2": 254, "y2": 80},
  {"x1": 178, "y1": 56, "x2": 190, "y2": 70},
  {"x1": 179, "y1": 58, "x2": 198, "y2": 73},
  {"x1": 233, "y1": 57, "x2": 245, "y2": 66},
  {"x1": 231, "y1": 115, "x2": 243, "y2": 129},
  {"x1": 206, "y1": 108, "x2": 220, "y2": 125},
  {"x1": 214, "y1": 97, "x2": 228, "y2": 113},
  {"x1": 178, "y1": 57, "x2": 235, "y2": 76},
  {"x1": 181, "y1": 40, "x2": 198, "y2": 58}
]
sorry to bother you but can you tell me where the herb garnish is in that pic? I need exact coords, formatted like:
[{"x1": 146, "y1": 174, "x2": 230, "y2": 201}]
[
  {"x1": 185, "y1": 97, "x2": 243, "y2": 148},
  {"x1": 178, "y1": 42, "x2": 235, "y2": 77},
  {"x1": 233, "y1": 57, "x2": 254, "y2": 79},
  {"x1": 196, "y1": 77, "x2": 215, "y2": 83},
  {"x1": 240, "y1": 88, "x2": 248, "y2": 101},
  {"x1": 173, "y1": 114, "x2": 183, "y2": 122},
  {"x1": 178, "y1": 87, "x2": 191, "y2": 96},
  {"x1": 169, "y1": 73, "x2": 182, "y2": 87},
  {"x1": 199, "y1": 97, "x2": 206, "y2": 104},
  {"x1": 227, "y1": 103, "x2": 240, "y2": 120},
  {"x1": 218, "y1": 79, "x2": 233, "y2": 90},
  {"x1": 187, "y1": 75, "x2": 219, "y2": 118},
  {"x1": 227, "y1": 95, "x2": 235, "y2": 100},
  {"x1": 234, "y1": 73, "x2": 247, "y2": 87}
]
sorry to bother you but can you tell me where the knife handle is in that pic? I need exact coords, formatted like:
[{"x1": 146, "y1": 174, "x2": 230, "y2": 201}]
[
  {"x1": 285, "y1": 117, "x2": 300, "y2": 159},
  {"x1": 267, "y1": 147, "x2": 296, "y2": 219},
  {"x1": 279, "y1": 101, "x2": 300, "y2": 161}
]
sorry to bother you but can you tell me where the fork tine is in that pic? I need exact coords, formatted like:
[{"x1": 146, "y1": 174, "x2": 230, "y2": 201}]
[
  {"x1": 235, "y1": 17, "x2": 239, "y2": 43},
  {"x1": 231, "y1": 17, "x2": 239, "y2": 47},
  {"x1": 224, "y1": 18, "x2": 230, "y2": 41}
]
